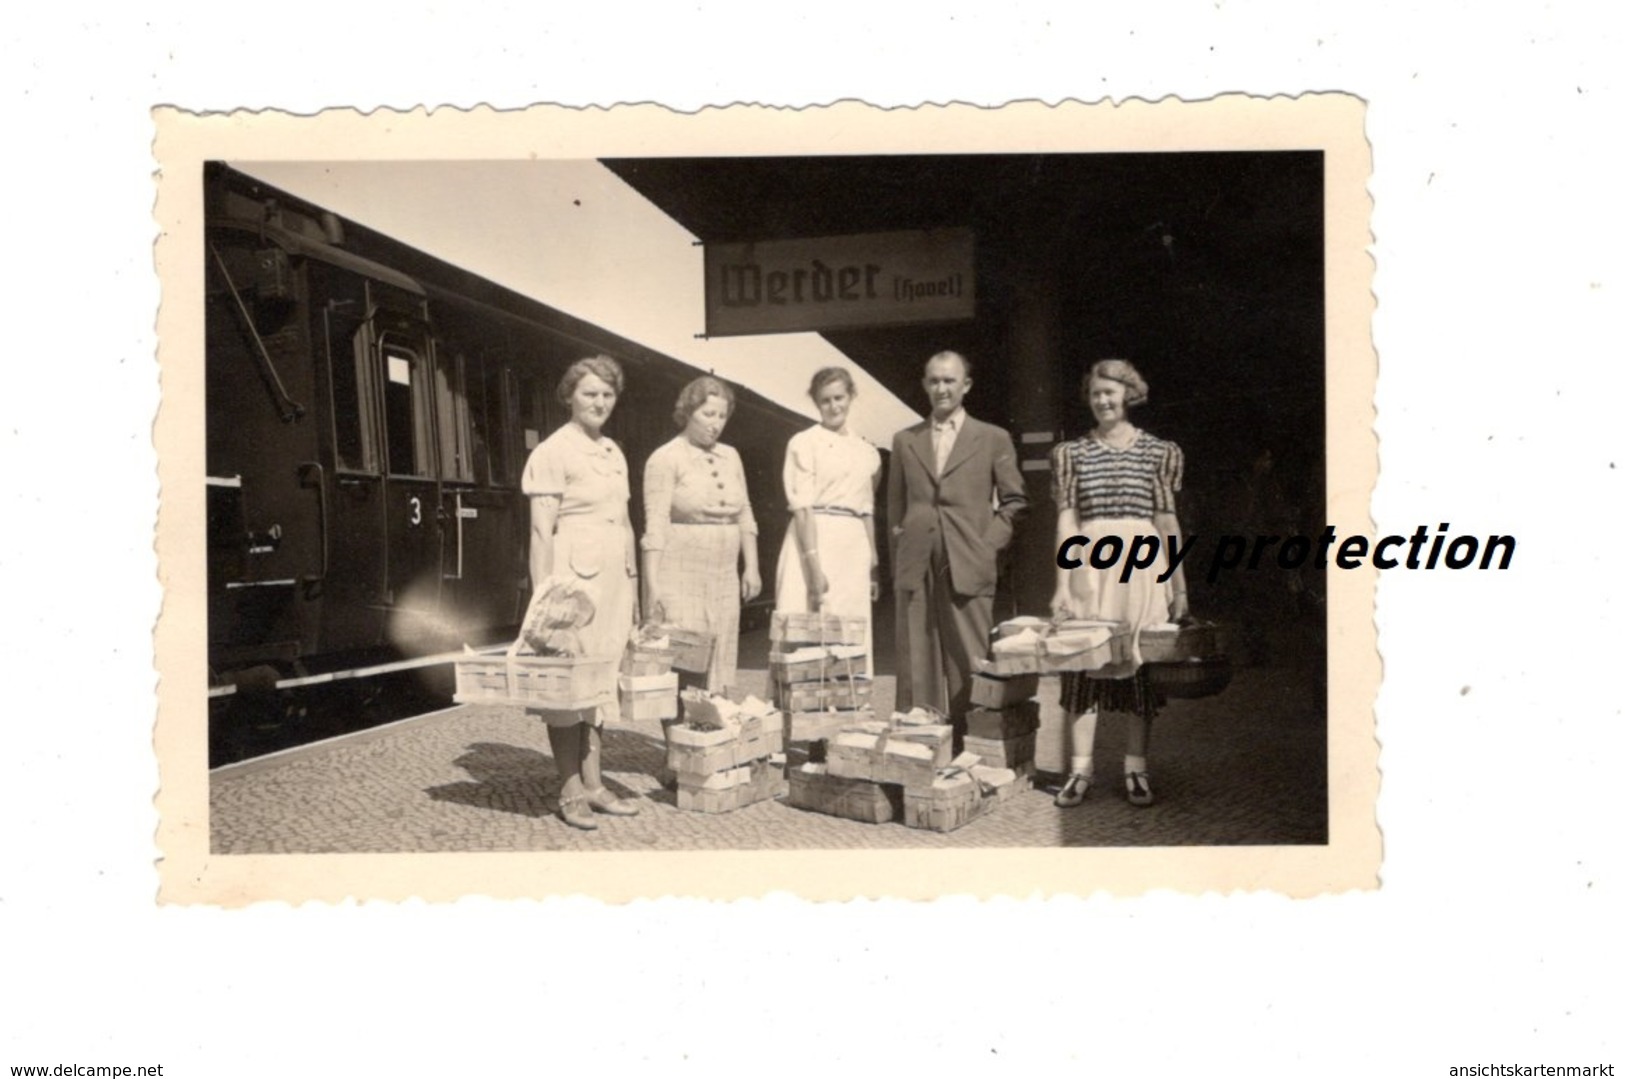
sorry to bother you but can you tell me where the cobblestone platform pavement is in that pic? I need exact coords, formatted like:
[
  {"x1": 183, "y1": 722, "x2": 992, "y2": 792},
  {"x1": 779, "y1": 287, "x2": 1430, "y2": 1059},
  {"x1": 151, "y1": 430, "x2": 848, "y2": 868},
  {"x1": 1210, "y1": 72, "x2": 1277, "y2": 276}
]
[{"x1": 211, "y1": 661, "x2": 1327, "y2": 854}]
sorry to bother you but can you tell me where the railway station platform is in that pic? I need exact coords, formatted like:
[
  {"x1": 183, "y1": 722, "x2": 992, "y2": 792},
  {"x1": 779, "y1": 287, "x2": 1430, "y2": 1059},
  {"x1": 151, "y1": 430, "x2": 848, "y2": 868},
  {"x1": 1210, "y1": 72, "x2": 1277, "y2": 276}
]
[{"x1": 209, "y1": 624, "x2": 1329, "y2": 853}]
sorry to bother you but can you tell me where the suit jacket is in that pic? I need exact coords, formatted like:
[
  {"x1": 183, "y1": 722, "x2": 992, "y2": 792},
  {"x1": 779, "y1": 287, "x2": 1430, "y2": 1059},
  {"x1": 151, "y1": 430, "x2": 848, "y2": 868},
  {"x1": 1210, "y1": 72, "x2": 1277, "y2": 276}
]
[{"x1": 887, "y1": 414, "x2": 1028, "y2": 598}]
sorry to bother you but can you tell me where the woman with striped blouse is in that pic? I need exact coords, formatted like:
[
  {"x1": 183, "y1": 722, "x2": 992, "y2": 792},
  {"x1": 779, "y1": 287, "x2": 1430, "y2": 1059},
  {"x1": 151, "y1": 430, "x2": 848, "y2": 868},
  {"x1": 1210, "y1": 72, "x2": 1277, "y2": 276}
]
[{"x1": 1049, "y1": 359, "x2": 1192, "y2": 809}]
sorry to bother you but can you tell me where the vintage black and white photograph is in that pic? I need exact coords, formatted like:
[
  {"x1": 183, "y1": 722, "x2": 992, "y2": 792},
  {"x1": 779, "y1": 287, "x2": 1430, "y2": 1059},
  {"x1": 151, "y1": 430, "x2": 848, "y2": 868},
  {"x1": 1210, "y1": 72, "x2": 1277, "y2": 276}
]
[
  {"x1": 156, "y1": 99, "x2": 1378, "y2": 901},
  {"x1": 17, "y1": 7, "x2": 1620, "y2": 1073}
]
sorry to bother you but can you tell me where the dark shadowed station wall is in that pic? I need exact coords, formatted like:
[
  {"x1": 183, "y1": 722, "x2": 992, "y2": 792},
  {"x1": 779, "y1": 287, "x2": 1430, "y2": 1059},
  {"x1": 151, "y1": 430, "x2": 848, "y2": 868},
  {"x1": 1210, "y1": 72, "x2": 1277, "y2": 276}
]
[{"x1": 605, "y1": 153, "x2": 1325, "y2": 617}]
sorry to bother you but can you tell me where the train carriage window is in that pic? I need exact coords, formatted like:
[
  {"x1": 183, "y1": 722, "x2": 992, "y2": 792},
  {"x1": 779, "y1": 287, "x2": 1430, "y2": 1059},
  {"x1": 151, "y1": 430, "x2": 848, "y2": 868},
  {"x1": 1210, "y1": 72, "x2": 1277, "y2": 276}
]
[
  {"x1": 433, "y1": 347, "x2": 475, "y2": 484},
  {"x1": 515, "y1": 368, "x2": 553, "y2": 455},
  {"x1": 470, "y1": 355, "x2": 510, "y2": 487},
  {"x1": 335, "y1": 318, "x2": 382, "y2": 473},
  {"x1": 380, "y1": 335, "x2": 435, "y2": 477}
]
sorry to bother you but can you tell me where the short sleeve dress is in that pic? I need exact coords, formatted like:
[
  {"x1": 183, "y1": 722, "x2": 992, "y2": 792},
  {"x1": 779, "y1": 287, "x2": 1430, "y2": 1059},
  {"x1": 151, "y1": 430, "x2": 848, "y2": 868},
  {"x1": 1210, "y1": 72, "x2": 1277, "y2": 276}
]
[
  {"x1": 641, "y1": 436, "x2": 759, "y2": 691},
  {"x1": 1050, "y1": 430, "x2": 1185, "y2": 718},
  {"x1": 773, "y1": 424, "x2": 883, "y2": 660},
  {"x1": 521, "y1": 422, "x2": 637, "y2": 725}
]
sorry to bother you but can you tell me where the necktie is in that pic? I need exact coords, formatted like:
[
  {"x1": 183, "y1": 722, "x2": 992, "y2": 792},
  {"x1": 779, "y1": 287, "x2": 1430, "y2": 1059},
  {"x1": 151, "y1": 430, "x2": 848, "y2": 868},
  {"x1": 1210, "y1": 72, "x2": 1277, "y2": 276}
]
[{"x1": 933, "y1": 420, "x2": 953, "y2": 475}]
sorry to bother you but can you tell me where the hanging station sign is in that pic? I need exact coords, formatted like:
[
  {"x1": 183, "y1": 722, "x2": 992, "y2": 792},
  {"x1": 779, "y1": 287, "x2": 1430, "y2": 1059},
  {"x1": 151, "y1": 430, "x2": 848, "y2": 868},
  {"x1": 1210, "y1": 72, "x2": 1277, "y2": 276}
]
[{"x1": 702, "y1": 228, "x2": 975, "y2": 337}]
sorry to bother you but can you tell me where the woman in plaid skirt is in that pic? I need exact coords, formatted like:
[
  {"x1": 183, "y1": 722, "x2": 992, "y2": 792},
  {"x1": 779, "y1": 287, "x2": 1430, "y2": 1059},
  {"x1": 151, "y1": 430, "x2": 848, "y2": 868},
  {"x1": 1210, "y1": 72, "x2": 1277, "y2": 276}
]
[{"x1": 642, "y1": 376, "x2": 761, "y2": 692}]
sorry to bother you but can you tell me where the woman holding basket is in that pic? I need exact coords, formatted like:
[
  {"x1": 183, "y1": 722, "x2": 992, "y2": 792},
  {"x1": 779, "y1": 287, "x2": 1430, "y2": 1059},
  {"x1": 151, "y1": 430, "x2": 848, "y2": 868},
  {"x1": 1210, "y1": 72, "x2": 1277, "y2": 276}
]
[
  {"x1": 774, "y1": 366, "x2": 883, "y2": 660},
  {"x1": 1049, "y1": 359, "x2": 1192, "y2": 809},
  {"x1": 522, "y1": 355, "x2": 640, "y2": 829},
  {"x1": 641, "y1": 376, "x2": 762, "y2": 692}
]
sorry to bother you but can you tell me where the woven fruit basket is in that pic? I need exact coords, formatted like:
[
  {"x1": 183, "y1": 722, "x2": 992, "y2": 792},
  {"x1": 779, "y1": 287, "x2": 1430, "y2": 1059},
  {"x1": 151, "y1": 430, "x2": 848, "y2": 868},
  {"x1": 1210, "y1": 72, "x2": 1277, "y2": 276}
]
[
  {"x1": 1145, "y1": 656, "x2": 1233, "y2": 700},
  {"x1": 454, "y1": 644, "x2": 618, "y2": 709},
  {"x1": 769, "y1": 611, "x2": 868, "y2": 647},
  {"x1": 643, "y1": 624, "x2": 714, "y2": 673},
  {"x1": 1138, "y1": 620, "x2": 1223, "y2": 664}
]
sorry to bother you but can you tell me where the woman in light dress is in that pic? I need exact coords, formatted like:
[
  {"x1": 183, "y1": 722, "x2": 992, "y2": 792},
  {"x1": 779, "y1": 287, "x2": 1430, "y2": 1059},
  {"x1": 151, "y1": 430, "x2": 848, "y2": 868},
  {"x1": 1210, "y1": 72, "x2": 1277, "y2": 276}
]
[
  {"x1": 775, "y1": 367, "x2": 883, "y2": 660},
  {"x1": 520, "y1": 355, "x2": 640, "y2": 830}
]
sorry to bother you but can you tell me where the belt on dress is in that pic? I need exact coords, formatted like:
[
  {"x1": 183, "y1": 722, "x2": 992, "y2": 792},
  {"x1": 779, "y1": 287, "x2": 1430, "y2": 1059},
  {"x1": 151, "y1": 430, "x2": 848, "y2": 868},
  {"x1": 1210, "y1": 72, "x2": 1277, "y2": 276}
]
[
  {"x1": 555, "y1": 516, "x2": 626, "y2": 532},
  {"x1": 810, "y1": 505, "x2": 870, "y2": 519},
  {"x1": 670, "y1": 514, "x2": 741, "y2": 526}
]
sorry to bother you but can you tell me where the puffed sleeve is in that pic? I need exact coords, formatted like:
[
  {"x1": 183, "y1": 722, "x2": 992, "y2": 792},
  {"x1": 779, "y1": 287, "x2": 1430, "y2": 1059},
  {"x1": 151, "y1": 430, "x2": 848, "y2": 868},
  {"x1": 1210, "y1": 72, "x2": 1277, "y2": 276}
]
[
  {"x1": 641, "y1": 442, "x2": 676, "y2": 552},
  {"x1": 521, "y1": 437, "x2": 565, "y2": 499},
  {"x1": 1050, "y1": 441, "x2": 1075, "y2": 510},
  {"x1": 783, "y1": 429, "x2": 818, "y2": 512},
  {"x1": 730, "y1": 447, "x2": 759, "y2": 537},
  {"x1": 1153, "y1": 438, "x2": 1184, "y2": 513}
]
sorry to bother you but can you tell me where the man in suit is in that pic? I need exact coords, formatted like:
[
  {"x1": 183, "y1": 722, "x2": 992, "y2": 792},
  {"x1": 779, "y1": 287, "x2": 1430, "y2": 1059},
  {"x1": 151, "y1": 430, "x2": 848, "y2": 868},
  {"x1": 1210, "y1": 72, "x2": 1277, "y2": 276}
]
[{"x1": 888, "y1": 351, "x2": 1028, "y2": 743}]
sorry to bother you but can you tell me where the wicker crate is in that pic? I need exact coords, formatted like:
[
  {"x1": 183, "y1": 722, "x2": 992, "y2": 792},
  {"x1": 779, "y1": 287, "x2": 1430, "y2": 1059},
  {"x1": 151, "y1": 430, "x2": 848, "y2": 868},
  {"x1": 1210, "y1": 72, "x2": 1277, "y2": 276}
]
[
  {"x1": 453, "y1": 647, "x2": 617, "y2": 709},
  {"x1": 990, "y1": 615, "x2": 1050, "y2": 643},
  {"x1": 963, "y1": 732, "x2": 1038, "y2": 771},
  {"x1": 964, "y1": 702, "x2": 1041, "y2": 740},
  {"x1": 768, "y1": 647, "x2": 830, "y2": 684},
  {"x1": 786, "y1": 765, "x2": 903, "y2": 823},
  {"x1": 969, "y1": 671, "x2": 1040, "y2": 708},
  {"x1": 667, "y1": 710, "x2": 785, "y2": 776},
  {"x1": 827, "y1": 719, "x2": 953, "y2": 788},
  {"x1": 664, "y1": 626, "x2": 715, "y2": 673},
  {"x1": 970, "y1": 762, "x2": 1029, "y2": 804},
  {"x1": 1138, "y1": 621, "x2": 1222, "y2": 664},
  {"x1": 1146, "y1": 656, "x2": 1233, "y2": 699},
  {"x1": 676, "y1": 759, "x2": 786, "y2": 814},
  {"x1": 618, "y1": 672, "x2": 679, "y2": 721},
  {"x1": 774, "y1": 678, "x2": 873, "y2": 713},
  {"x1": 902, "y1": 768, "x2": 992, "y2": 833},
  {"x1": 621, "y1": 645, "x2": 677, "y2": 677},
  {"x1": 774, "y1": 681, "x2": 823, "y2": 713},
  {"x1": 640, "y1": 623, "x2": 715, "y2": 674},
  {"x1": 986, "y1": 619, "x2": 1124, "y2": 675},
  {"x1": 786, "y1": 708, "x2": 868, "y2": 744},
  {"x1": 769, "y1": 647, "x2": 870, "y2": 686},
  {"x1": 769, "y1": 612, "x2": 867, "y2": 647},
  {"x1": 822, "y1": 647, "x2": 870, "y2": 681},
  {"x1": 981, "y1": 636, "x2": 1118, "y2": 676},
  {"x1": 819, "y1": 678, "x2": 872, "y2": 711}
]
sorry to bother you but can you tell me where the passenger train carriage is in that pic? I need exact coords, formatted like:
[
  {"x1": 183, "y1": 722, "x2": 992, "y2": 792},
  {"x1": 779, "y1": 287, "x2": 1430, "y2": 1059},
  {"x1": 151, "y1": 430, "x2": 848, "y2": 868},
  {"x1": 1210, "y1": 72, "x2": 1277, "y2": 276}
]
[{"x1": 204, "y1": 164, "x2": 814, "y2": 759}]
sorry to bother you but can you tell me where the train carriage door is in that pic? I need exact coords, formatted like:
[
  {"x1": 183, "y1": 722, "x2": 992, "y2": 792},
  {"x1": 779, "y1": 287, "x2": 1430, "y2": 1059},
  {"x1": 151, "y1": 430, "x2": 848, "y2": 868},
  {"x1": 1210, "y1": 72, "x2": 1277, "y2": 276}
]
[
  {"x1": 367, "y1": 285, "x2": 448, "y2": 655},
  {"x1": 431, "y1": 342, "x2": 514, "y2": 641},
  {"x1": 314, "y1": 271, "x2": 388, "y2": 652}
]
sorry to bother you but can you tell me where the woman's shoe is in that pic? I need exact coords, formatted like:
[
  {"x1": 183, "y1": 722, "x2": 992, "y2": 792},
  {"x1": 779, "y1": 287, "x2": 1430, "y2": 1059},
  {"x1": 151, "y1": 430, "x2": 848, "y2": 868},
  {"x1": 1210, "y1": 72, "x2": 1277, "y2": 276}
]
[
  {"x1": 1125, "y1": 771, "x2": 1155, "y2": 807},
  {"x1": 558, "y1": 795, "x2": 599, "y2": 830},
  {"x1": 1055, "y1": 773, "x2": 1093, "y2": 808},
  {"x1": 586, "y1": 788, "x2": 640, "y2": 816}
]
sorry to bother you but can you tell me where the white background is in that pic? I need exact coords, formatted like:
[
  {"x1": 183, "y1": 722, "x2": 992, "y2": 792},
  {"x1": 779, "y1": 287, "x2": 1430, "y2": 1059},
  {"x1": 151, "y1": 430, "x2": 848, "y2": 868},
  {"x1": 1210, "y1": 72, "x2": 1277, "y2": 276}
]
[{"x1": 4, "y1": 4, "x2": 1619, "y2": 1074}]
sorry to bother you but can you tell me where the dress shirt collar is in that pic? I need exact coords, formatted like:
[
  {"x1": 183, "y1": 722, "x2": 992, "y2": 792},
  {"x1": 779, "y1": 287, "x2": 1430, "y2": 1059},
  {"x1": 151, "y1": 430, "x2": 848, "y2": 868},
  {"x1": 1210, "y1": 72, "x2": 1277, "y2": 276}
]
[{"x1": 932, "y1": 407, "x2": 966, "y2": 433}]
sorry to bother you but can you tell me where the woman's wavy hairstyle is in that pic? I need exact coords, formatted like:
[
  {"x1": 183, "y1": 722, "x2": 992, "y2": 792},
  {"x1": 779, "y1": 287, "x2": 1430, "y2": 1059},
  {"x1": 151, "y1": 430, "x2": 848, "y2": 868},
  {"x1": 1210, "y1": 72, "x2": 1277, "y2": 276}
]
[
  {"x1": 672, "y1": 375, "x2": 736, "y2": 429},
  {"x1": 1083, "y1": 358, "x2": 1149, "y2": 406},
  {"x1": 556, "y1": 354, "x2": 624, "y2": 403},
  {"x1": 808, "y1": 366, "x2": 856, "y2": 400}
]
